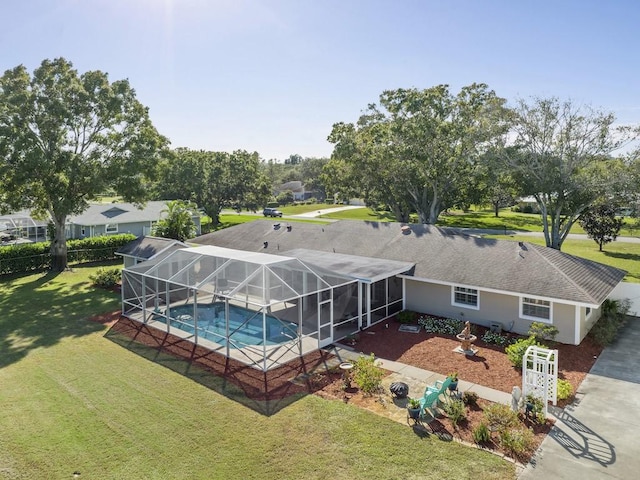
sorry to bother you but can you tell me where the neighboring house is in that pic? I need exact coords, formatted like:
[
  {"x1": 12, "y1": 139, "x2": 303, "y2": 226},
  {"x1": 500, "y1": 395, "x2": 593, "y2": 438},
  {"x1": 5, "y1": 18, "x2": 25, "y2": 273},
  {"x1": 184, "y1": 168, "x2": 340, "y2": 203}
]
[
  {"x1": 66, "y1": 202, "x2": 201, "y2": 240},
  {"x1": 115, "y1": 236, "x2": 188, "y2": 268},
  {"x1": 276, "y1": 181, "x2": 322, "y2": 201},
  {"x1": 190, "y1": 220, "x2": 626, "y2": 346},
  {"x1": 1, "y1": 202, "x2": 201, "y2": 242}
]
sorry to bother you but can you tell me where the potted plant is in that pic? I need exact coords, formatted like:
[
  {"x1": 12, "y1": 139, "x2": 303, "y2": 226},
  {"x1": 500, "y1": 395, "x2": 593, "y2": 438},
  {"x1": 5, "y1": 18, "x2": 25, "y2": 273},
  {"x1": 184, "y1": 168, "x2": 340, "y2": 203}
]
[
  {"x1": 524, "y1": 393, "x2": 544, "y2": 420},
  {"x1": 407, "y1": 397, "x2": 421, "y2": 420},
  {"x1": 447, "y1": 372, "x2": 459, "y2": 393}
]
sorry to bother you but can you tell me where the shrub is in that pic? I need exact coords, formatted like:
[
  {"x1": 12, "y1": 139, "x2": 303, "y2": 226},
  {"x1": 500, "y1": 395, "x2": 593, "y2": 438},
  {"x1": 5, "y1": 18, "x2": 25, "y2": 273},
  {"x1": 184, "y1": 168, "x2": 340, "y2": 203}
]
[
  {"x1": 442, "y1": 398, "x2": 466, "y2": 428},
  {"x1": 89, "y1": 267, "x2": 121, "y2": 289},
  {"x1": 528, "y1": 322, "x2": 559, "y2": 343},
  {"x1": 524, "y1": 394, "x2": 545, "y2": 422},
  {"x1": 557, "y1": 379, "x2": 573, "y2": 401},
  {"x1": 462, "y1": 391, "x2": 479, "y2": 407},
  {"x1": 499, "y1": 427, "x2": 535, "y2": 458},
  {"x1": 0, "y1": 233, "x2": 135, "y2": 275},
  {"x1": 352, "y1": 354, "x2": 384, "y2": 395},
  {"x1": 396, "y1": 310, "x2": 416, "y2": 324},
  {"x1": 588, "y1": 298, "x2": 631, "y2": 346},
  {"x1": 481, "y1": 330, "x2": 511, "y2": 346},
  {"x1": 483, "y1": 403, "x2": 519, "y2": 433},
  {"x1": 505, "y1": 336, "x2": 547, "y2": 369},
  {"x1": 473, "y1": 422, "x2": 491, "y2": 443},
  {"x1": 418, "y1": 315, "x2": 463, "y2": 336}
]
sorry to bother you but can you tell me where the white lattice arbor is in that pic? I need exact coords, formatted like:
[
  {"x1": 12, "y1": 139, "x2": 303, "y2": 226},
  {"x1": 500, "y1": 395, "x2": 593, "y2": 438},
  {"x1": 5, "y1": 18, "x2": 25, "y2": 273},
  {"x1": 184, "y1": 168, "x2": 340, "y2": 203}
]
[{"x1": 522, "y1": 345, "x2": 558, "y2": 416}]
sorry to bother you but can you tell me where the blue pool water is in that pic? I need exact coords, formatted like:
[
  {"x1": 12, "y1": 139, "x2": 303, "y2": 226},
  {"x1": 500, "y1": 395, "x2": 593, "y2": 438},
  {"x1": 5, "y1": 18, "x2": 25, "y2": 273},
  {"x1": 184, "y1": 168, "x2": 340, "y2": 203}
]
[{"x1": 166, "y1": 302, "x2": 297, "y2": 349}]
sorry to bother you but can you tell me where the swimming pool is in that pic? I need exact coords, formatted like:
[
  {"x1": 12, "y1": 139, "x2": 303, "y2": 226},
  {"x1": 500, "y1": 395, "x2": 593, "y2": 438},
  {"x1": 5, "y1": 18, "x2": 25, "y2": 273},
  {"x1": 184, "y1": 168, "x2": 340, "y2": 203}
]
[{"x1": 166, "y1": 302, "x2": 298, "y2": 348}]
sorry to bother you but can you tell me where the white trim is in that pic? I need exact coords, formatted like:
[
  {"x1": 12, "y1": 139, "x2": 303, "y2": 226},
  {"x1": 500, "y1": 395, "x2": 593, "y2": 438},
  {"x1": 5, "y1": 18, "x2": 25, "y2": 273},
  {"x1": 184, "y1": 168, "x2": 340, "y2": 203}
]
[
  {"x1": 451, "y1": 285, "x2": 480, "y2": 310},
  {"x1": 574, "y1": 306, "x2": 581, "y2": 344},
  {"x1": 520, "y1": 296, "x2": 553, "y2": 323},
  {"x1": 398, "y1": 274, "x2": 600, "y2": 309}
]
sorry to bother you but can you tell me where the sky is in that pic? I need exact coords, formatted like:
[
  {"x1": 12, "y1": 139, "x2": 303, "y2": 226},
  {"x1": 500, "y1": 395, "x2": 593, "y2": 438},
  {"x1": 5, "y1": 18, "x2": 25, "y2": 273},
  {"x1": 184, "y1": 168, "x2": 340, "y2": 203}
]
[{"x1": 2, "y1": 0, "x2": 639, "y2": 161}]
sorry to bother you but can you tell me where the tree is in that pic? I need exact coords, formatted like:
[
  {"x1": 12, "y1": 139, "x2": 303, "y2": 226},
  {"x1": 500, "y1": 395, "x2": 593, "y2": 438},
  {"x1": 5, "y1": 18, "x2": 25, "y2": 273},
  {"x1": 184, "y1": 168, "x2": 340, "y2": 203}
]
[
  {"x1": 152, "y1": 200, "x2": 197, "y2": 242},
  {"x1": 0, "y1": 58, "x2": 168, "y2": 270},
  {"x1": 578, "y1": 203, "x2": 624, "y2": 251},
  {"x1": 327, "y1": 84, "x2": 509, "y2": 224},
  {"x1": 505, "y1": 97, "x2": 638, "y2": 250},
  {"x1": 154, "y1": 148, "x2": 271, "y2": 224}
]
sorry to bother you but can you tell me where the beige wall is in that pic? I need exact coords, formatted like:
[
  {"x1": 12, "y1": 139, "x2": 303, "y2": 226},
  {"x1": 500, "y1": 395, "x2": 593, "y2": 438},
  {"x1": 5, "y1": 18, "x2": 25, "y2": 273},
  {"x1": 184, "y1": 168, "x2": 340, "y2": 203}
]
[{"x1": 405, "y1": 278, "x2": 583, "y2": 345}]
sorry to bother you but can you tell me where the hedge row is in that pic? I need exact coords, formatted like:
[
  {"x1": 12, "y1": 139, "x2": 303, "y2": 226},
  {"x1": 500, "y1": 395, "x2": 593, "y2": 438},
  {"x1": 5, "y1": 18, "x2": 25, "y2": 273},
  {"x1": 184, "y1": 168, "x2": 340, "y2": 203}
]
[{"x1": 0, "y1": 234, "x2": 136, "y2": 275}]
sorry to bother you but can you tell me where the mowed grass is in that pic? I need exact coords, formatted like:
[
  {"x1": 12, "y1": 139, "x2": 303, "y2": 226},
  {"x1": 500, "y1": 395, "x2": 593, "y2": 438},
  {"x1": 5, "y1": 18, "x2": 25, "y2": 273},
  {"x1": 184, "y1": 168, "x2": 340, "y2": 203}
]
[
  {"x1": 0, "y1": 265, "x2": 514, "y2": 480},
  {"x1": 323, "y1": 206, "x2": 639, "y2": 236}
]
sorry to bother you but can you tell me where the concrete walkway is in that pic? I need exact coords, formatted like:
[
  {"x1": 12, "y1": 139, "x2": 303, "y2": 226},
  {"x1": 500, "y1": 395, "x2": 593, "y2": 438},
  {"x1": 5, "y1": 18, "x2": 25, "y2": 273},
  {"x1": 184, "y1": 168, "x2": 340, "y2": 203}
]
[
  {"x1": 518, "y1": 317, "x2": 640, "y2": 479},
  {"x1": 325, "y1": 345, "x2": 512, "y2": 407}
]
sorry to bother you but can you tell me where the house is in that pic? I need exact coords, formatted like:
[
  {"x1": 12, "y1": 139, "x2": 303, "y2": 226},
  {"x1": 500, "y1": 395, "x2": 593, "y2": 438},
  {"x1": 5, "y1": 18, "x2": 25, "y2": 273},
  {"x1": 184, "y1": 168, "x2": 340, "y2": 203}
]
[
  {"x1": 115, "y1": 236, "x2": 188, "y2": 268},
  {"x1": 66, "y1": 202, "x2": 201, "y2": 239},
  {"x1": 120, "y1": 220, "x2": 625, "y2": 372},
  {"x1": 276, "y1": 181, "x2": 323, "y2": 202},
  {"x1": 0, "y1": 202, "x2": 201, "y2": 242},
  {"x1": 190, "y1": 220, "x2": 625, "y2": 346}
]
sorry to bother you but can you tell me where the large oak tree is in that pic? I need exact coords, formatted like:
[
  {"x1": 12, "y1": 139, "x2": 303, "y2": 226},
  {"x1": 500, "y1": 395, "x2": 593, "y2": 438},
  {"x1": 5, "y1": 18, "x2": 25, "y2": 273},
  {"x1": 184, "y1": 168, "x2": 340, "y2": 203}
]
[
  {"x1": 505, "y1": 97, "x2": 638, "y2": 250},
  {"x1": 154, "y1": 148, "x2": 271, "y2": 224},
  {"x1": 0, "y1": 58, "x2": 168, "y2": 270},
  {"x1": 326, "y1": 84, "x2": 510, "y2": 224}
]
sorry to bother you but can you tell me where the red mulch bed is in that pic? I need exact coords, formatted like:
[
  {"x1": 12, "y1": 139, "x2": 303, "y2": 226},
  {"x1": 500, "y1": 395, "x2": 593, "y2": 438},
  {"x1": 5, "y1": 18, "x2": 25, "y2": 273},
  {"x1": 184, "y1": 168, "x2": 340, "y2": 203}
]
[
  {"x1": 349, "y1": 319, "x2": 603, "y2": 401},
  {"x1": 91, "y1": 312, "x2": 603, "y2": 464}
]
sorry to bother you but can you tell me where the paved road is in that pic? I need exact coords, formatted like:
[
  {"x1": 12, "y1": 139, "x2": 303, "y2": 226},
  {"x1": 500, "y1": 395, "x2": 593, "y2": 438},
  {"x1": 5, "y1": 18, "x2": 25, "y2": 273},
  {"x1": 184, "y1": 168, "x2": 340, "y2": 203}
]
[{"x1": 519, "y1": 316, "x2": 640, "y2": 479}]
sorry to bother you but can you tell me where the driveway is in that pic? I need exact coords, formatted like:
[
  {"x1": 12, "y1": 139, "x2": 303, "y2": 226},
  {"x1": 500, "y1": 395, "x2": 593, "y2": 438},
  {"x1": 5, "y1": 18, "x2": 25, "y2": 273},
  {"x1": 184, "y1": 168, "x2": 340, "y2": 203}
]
[{"x1": 519, "y1": 316, "x2": 640, "y2": 479}]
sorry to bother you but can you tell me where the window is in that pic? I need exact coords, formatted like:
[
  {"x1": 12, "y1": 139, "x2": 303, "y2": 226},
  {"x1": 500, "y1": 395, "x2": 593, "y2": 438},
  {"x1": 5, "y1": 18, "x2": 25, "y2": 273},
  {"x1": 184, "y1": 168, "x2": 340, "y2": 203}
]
[
  {"x1": 452, "y1": 286, "x2": 479, "y2": 309},
  {"x1": 585, "y1": 307, "x2": 592, "y2": 318},
  {"x1": 105, "y1": 223, "x2": 118, "y2": 233},
  {"x1": 521, "y1": 297, "x2": 551, "y2": 322}
]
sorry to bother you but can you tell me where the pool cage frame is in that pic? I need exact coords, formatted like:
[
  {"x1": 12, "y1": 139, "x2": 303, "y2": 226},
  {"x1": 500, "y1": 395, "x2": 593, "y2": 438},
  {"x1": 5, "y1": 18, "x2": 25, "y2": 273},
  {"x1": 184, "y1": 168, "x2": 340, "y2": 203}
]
[{"x1": 121, "y1": 246, "x2": 359, "y2": 371}]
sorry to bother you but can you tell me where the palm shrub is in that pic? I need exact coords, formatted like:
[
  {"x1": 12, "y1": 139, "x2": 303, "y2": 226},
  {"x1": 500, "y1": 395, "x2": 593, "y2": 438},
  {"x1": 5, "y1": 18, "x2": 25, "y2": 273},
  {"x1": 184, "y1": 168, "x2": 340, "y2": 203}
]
[{"x1": 352, "y1": 353, "x2": 384, "y2": 395}]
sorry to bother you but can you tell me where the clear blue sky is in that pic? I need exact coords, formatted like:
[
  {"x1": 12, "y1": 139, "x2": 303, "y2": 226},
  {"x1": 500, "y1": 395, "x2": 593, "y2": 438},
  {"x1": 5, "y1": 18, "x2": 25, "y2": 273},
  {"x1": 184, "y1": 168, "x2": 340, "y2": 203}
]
[{"x1": 2, "y1": 0, "x2": 639, "y2": 160}]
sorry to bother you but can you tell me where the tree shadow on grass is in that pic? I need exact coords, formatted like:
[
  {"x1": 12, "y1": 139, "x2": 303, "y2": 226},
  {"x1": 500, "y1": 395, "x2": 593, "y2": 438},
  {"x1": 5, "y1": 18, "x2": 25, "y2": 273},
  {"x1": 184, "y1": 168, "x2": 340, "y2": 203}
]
[
  {"x1": 104, "y1": 317, "x2": 341, "y2": 416},
  {"x1": 0, "y1": 270, "x2": 112, "y2": 369}
]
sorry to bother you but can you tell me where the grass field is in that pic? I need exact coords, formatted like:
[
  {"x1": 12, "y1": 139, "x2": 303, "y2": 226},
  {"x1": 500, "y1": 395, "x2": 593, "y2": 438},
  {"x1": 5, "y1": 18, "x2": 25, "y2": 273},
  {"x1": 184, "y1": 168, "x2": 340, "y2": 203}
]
[
  {"x1": 322, "y1": 206, "x2": 639, "y2": 236},
  {"x1": 0, "y1": 265, "x2": 515, "y2": 479}
]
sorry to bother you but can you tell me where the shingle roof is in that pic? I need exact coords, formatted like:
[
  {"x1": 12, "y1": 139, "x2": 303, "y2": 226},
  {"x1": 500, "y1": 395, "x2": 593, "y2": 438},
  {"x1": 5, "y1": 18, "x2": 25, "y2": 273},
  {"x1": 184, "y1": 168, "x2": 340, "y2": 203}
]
[
  {"x1": 69, "y1": 202, "x2": 169, "y2": 226},
  {"x1": 191, "y1": 220, "x2": 626, "y2": 305},
  {"x1": 116, "y1": 236, "x2": 187, "y2": 261}
]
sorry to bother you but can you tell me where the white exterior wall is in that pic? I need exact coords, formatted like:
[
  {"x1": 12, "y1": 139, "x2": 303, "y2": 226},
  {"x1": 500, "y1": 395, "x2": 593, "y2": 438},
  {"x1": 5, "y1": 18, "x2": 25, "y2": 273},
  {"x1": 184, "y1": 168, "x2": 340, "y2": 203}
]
[{"x1": 609, "y1": 282, "x2": 640, "y2": 316}]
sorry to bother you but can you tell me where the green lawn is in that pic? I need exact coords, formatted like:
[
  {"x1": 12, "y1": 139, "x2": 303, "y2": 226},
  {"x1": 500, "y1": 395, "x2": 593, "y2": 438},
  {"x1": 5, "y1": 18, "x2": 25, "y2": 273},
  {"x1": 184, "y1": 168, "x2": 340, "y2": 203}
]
[
  {"x1": 0, "y1": 265, "x2": 514, "y2": 479},
  {"x1": 323, "y1": 206, "x2": 639, "y2": 236}
]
